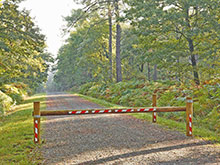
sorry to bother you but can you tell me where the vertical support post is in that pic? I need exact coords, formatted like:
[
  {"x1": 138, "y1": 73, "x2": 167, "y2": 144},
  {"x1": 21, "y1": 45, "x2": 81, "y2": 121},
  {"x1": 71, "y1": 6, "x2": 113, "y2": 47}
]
[
  {"x1": 186, "y1": 97, "x2": 193, "y2": 136},
  {"x1": 33, "y1": 102, "x2": 41, "y2": 144},
  {"x1": 152, "y1": 93, "x2": 157, "y2": 123}
]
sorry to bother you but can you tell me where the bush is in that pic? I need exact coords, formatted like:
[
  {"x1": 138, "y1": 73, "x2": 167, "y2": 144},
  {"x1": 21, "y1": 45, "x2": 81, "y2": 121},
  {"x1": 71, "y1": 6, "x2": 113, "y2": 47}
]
[
  {"x1": 0, "y1": 84, "x2": 25, "y2": 104},
  {"x1": 79, "y1": 82, "x2": 96, "y2": 95},
  {"x1": 0, "y1": 90, "x2": 13, "y2": 114}
]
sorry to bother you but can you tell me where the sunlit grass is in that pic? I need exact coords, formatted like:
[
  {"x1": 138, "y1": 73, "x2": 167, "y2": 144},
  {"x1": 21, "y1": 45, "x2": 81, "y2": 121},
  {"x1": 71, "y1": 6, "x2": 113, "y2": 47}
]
[{"x1": 0, "y1": 93, "x2": 46, "y2": 164}]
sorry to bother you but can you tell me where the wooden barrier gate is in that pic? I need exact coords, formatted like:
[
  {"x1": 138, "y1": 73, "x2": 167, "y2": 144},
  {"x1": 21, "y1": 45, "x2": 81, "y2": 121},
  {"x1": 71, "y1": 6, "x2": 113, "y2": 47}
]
[{"x1": 33, "y1": 95, "x2": 193, "y2": 144}]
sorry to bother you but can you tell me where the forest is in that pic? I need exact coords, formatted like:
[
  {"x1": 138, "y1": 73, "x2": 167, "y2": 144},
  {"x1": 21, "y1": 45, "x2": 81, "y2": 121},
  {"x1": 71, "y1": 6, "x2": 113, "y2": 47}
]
[
  {"x1": 0, "y1": 0, "x2": 220, "y2": 164},
  {"x1": 0, "y1": 0, "x2": 219, "y2": 135},
  {"x1": 53, "y1": 0, "x2": 220, "y2": 88},
  {"x1": 51, "y1": 0, "x2": 220, "y2": 135},
  {"x1": 0, "y1": 0, "x2": 52, "y2": 114}
]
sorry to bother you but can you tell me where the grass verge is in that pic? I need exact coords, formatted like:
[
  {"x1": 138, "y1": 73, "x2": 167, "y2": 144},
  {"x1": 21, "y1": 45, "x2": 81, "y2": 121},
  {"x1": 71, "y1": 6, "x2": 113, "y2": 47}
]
[
  {"x1": 76, "y1": 93, "x2": 220, "y2": 144},
  {"x1": 0, "y1": 93, "x2": 46, "y2": 164}
]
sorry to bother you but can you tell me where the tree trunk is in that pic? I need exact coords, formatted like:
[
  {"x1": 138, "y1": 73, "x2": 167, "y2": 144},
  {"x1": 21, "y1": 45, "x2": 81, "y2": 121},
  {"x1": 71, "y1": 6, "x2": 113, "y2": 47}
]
[
  {"x1": 188, "y1": 38, "x2": 200, "y2": 85},
  {"x1": 186, "y1": 8, "x2": 200, "y2": 85},
  {"x1": 108, "y1": 2, "x2": 113, "y2": 81},
  {"x1": 139, "y1": 64, "x2": 144, "y2": 72},
  {"x1": 153, "y1": 64, "x2": 157, "y2": 81},
  {"x1": 148, "y1": 62, "x2": 151, "y2": 81},
  {"x1": 176, "y1": 57, "x2": 180, "y2": 81},
  {"x1": 116, "y1": 23, "x2": 122, "y2": 82},
  {"x1": 115, "y1": 0, "x2": 122, "y2": 82}
]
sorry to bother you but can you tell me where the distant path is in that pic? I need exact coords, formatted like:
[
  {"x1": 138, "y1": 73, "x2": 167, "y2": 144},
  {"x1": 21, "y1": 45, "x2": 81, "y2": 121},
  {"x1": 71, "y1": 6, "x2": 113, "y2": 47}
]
[{"x1": 41, "y1": 93, "x2": 220, "y2": 164}]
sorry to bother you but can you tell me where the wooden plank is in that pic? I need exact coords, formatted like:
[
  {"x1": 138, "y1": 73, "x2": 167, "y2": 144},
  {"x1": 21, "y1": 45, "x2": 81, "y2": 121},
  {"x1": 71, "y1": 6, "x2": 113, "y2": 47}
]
[{"x1": 39, "y1": 106, "x2": 186, "y2": 116}]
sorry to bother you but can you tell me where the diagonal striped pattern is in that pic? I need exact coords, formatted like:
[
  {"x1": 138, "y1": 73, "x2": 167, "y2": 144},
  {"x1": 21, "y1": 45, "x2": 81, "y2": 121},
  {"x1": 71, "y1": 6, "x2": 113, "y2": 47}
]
[
  {"x1": 39, "y1": 107, "x2": 186, "y2": 116},
  {"x1": 34, "y1": 119, "x2": 38, "y2": 142},
  {"x1": 68, "y1": 108, "x2": 156, "y2": 115},
  {"x1": 153, "y1": 112, "x2": 157, "y2": 122},
  {"x1": 189, "y1": 114, "x2": 192, "y2": 135}
]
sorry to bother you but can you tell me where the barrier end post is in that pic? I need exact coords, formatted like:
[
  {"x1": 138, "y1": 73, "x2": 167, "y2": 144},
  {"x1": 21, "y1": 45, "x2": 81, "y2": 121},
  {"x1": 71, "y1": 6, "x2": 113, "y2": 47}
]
[
  {"x1": 33, "y1": 102, "x2": 41, "y2": 144},
  {"x1": 152, "y1": 93, "x2": 157, "y2": 123},
  {"x1": 186, "y1": 97, "x2": 193, "y2": 136}
]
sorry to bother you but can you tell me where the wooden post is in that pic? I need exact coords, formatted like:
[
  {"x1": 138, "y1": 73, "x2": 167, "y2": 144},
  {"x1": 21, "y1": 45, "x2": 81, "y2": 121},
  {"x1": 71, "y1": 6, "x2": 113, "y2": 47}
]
[
  {"x1": 33, "y1": 102, "x2": 41, "y2": 144},
  {"x1": 186, "y1": 97, "x2": 193, "y2": 136},
  {"x1": 152, "y1": 94, "x2": 157, "y2": 123}
]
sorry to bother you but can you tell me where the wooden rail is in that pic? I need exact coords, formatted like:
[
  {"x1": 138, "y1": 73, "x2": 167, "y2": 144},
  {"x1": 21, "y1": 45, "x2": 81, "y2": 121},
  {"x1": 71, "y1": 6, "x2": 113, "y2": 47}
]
[{"x1": 33, "y1": 95, "x2": 193, "y2": 144}]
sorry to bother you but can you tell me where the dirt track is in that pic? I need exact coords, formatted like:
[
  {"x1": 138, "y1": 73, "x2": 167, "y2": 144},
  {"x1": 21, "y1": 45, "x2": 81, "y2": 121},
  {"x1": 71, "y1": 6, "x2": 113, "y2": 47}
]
[{"x1": 40, "y1": 93, "x2": 220, "y2": 164}]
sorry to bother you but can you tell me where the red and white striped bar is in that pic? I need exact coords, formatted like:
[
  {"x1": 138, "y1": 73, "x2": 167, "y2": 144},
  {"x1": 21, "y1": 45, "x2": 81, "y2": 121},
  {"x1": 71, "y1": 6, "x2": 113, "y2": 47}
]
[
  {"x1": 68, "y1": 108, "x2": 156, "y2": 115},
  {"x1": 40, "y1": 107, "x2": 186, "y2": 116}
]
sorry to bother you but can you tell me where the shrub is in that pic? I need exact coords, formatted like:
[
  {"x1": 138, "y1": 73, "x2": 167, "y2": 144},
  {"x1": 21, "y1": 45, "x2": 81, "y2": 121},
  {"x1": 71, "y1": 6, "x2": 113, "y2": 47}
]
[
  {"x1": 0, "y1": 84, "x2": 25, "y2": 104},
  {"x1": 78, "y1": 79, "x2": 220, "y2": 135},
  {"x1": 79, "y1": 82, "x2": 96, "y2": 94},
  {"x1": 0, "y1": 90, "x2": 13, "y2": 114}
]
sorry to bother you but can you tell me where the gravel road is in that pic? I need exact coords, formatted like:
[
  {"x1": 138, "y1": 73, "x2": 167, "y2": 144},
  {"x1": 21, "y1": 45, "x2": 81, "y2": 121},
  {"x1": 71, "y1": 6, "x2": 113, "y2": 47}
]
[{"x1": 40, "y1": 93, "x2": 220, "y2": 165}]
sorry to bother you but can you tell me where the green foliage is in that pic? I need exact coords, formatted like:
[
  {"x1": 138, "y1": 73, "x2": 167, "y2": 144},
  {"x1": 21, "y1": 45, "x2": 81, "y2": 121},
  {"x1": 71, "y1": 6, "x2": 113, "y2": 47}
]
[
  {"x1": 0, "y1": 82, "x2": 30, "y2": 114},
  {"x1": 124, "y1": 0, "x2": 220, "y2": 84},
  {"x1": 54, "y1": 0, "x2": 220, "y2": 91},
  {"x1": 77, "y1": 79, "x2": 220, "y2": 135},
  {"x1": 53, "y1": 13, "x2": 110, "y2": 91},
  {"x1": 0, "y1": 0, "x2": 52, "y2": 96},
  {"x1": 0, "y1": 84, "x2": 26, "y2": 104},
  {"x1": 79, "y1": 82, "x2": 96, "y2": 95},
  {"x1": 0, "y1": 90, "x2": 13, "y2": 114}
]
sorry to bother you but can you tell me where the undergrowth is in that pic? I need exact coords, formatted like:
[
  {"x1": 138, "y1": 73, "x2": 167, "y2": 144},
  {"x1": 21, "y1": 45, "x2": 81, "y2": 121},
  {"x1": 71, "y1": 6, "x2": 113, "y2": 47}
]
[
  {"x1": 74, "y1": 78, "x2": 220, "y2": 138},
  {"x1": 75, "y1": 93, "x2": 220, "y2": 143}
]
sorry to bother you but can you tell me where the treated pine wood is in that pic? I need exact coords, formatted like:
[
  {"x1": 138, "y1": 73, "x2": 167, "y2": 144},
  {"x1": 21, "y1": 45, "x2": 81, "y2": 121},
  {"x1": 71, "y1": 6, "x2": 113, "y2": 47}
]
[
  {"x1": 39, "y1": 107, "x2": 186, "y2": 116},
  {"x1": 186, "y1": 97, "x2": 193, "y2": 136},
  {"x1": 33, "y1": 102, "x2": 40, "y2": 144},
  {"x1": 152, "y1": 94, "x2": 157, "y2": 123}
]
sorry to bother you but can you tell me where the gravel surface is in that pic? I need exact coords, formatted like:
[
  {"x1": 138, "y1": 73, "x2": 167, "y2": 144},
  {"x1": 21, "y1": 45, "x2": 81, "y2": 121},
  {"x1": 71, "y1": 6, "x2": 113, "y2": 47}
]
[{"x1": 41, "y1": 93, "x2": 220, "y2": 165}]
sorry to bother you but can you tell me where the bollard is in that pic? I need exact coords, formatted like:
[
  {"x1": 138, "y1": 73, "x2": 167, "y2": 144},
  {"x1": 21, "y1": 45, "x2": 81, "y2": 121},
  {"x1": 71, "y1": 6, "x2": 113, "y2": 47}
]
[
  {"x1": 186, "y1": 97, "x2": 193, "y2": 136},
  {"x1": 33, "y1": 102, "x2": 41, "y2": 144},
  {"x1": 152, "y1": 94, "x2": 157, "y2": 123}
]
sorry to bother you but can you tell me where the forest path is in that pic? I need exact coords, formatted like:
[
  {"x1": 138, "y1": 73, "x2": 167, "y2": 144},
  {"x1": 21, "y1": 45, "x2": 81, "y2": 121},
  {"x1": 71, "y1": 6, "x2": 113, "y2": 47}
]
[{"x1": 40, "y1": 93, "x2": 220, "y2": 164}]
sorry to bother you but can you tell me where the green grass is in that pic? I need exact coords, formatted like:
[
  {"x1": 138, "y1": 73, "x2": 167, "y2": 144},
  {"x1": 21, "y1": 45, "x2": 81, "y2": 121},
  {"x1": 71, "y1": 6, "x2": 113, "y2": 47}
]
[
  {"x1": 0, "y1": 93, "x2": 46, "y2": 164},
  {"x1": 76, "y1": 93, "x2": 220, "y2": 144}
]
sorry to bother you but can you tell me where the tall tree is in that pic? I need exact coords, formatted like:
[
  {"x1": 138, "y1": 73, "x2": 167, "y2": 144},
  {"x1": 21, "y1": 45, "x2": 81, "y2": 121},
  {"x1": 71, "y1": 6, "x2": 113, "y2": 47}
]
[
  {"x1": 125, "y1": 0, "x2": 220, "y2": 85},
  {"x1": 65, "y1": 0, "x2": 115, "y2": 81},
  {"x1": 0, "y1": 0, "x2": 51, "y2": 90},
  {"x1": 55, "y1": 15, "x2": 110, "y2": 90},
  {"x1": 115, "y1": 0, "x2": 122, "y2": 82},
  {"x1": 108, "y1": 0, "x2": 113, "y2": 81}
]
